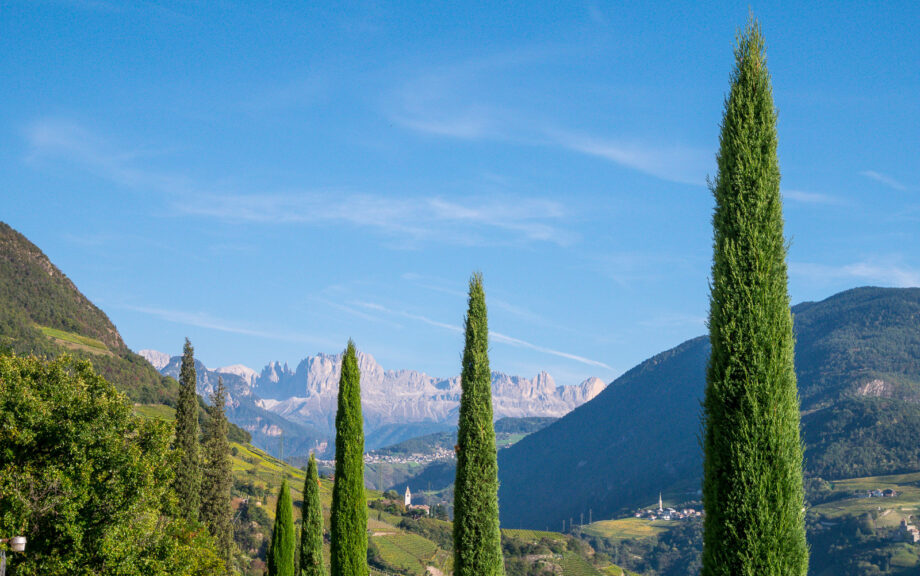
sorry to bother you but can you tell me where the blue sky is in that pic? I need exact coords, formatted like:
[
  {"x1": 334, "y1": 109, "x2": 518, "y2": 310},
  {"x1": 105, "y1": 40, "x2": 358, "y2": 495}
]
[{"x1": 2, "y1": 1, "x2": 918, "y2": 385}]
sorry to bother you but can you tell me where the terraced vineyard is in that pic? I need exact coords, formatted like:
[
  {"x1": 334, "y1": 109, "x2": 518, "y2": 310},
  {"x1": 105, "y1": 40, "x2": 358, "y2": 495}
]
[
  {"x1": 37, "y1": 324, "x2": 111, "y2": 355},
  {"x1": 374, "y1": 532, "x2": 444, "y2": 575},
  {"x1": 503, "y1": 528, "x2": 567, "y2": 542},
  {"x1": 582, "y1": 517, "x2": 678, "y2": 541},
  {"x1": 561, "y1": 552, "x2": 604, "y2": 575}
]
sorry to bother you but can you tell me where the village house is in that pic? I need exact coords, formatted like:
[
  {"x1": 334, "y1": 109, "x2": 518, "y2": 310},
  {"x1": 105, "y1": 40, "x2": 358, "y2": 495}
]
[{"x1": 899, "y1": 518, "x2": 920, "y2": 543}]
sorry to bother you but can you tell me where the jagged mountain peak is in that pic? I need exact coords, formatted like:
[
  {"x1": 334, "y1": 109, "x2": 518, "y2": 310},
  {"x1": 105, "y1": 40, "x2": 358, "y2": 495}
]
[
  {"x1": 138, "y1": 349, "x2": 171, "y2": 370},
  {"x1": 216, "y1": 364, "x2": 258, "y2": 386}
]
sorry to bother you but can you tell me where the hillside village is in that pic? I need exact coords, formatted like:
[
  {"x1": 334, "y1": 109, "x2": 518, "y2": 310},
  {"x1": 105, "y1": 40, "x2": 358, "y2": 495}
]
[
  {"x1": 365, "y1": 446, "x2": 456, "y2": 466},
  {"x1": 634, "y1": 494, "x2": 702, "y2": 522}
]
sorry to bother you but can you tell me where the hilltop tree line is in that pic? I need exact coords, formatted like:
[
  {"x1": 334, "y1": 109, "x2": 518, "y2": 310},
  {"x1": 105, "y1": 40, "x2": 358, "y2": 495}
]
[{"x1": 1, "y1": 17, "x2": 809, "y2": 576}]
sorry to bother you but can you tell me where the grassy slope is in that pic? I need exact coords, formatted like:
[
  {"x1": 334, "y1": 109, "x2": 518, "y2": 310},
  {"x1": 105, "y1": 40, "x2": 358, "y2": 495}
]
[{"x1": 582, "y1": 518, "x2": 678, "y2": 542}]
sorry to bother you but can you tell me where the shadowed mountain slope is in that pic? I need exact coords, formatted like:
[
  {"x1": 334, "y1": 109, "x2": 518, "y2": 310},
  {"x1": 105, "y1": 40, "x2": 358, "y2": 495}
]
[{"x1": 499, "y1": 287, "x2": 920, "y2": 529}]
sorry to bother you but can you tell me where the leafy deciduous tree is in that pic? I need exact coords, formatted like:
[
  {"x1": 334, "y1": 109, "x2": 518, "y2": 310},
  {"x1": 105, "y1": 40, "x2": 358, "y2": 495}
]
[{"x1": 0, "y1": 353, "x2": 224, "y2": 576}]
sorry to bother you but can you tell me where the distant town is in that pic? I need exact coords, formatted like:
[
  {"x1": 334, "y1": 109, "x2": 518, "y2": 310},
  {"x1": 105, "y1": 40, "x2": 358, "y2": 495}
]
[
  {"x1": 634, "y1": 494, "x2": 702, "y2": 522},
  {"x1": 363, "y1": 447, "x2": 456, "y2": 466}
]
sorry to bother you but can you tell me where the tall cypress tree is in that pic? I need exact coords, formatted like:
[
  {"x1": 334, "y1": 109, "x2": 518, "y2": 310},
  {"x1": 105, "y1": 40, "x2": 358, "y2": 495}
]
[
  {"x1": 329, "y1": 341, "x2": 368, "y2": 576},
  {"x1": 453, "y1": 273, "x2": 504, "y2": 576},
  {"x1": 201, "y1": 376, "x2": 234, "y2": 565},
  {"x1": 173, "y1": 337, "x2": 201, "y2": 521},
  {"x1": 702, "y1": 19, "x2": 808, "y2": 576},
  {"x1": 300, "y1": 453, "x2": 326, "y2": 576},
  {"x1": 268, "y1": 478, "x2": 296, "y2": 576}
]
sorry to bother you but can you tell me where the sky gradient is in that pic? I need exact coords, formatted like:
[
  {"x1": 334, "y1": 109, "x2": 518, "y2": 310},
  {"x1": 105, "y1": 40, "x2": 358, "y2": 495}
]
[{"x1": 2, "y1": 1, "x2": 918, "y2": 385}]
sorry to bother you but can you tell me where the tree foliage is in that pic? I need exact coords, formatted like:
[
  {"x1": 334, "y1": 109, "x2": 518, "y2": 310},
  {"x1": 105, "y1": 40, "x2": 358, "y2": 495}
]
[
  {"x1": 0, "y1": 353, "x2": 224, "y2": 575},
  {"x1": 329, "y1": 341, "x2": 368, "y2": 576},
  {"x1": 173, "y1": 338, "x2": 201, "y2": 522},
  {"x1": 300, "y1": 454, "x2": 326, "y2": 576},
  {"x1": 702, "y1": 19, "x2": 808, "y2": 575},
  {"x1": 268, "y1": 478, "x2": 296, "y2": 576},
  {"x1": 201, "y1": 376, "x2": 234, "y2": 565},
  {"x1": 453, "y1": 273, "x2": 505, "y2": 576}
]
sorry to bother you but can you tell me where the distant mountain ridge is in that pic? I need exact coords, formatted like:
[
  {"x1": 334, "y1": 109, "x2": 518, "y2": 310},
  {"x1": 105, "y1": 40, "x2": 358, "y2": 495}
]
[
  {"x1": 148, "y1": 353, "x2": 328, "y2": 457},
  {"x1": 141, "y1": 348, "x2": 606, "y2": 451},
  {"x1": 498, "y1": 287, "x2": 920, "y2": 529}
]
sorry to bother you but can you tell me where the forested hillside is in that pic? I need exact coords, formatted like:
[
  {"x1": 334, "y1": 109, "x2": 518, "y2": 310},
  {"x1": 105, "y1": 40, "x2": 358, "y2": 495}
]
[
  {"x1": 0, "y1": 222, "x2": 178, "y2": 404},
  {"x1": 499, "y1": 287, "x2": 920, "y2": 529}
]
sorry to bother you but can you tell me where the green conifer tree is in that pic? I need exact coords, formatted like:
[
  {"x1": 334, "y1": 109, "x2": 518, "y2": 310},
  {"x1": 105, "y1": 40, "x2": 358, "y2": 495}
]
[
  {"x1": 201, "y1": 376, "x2": 234, "y2": 565},
  {"x1": 702, "y1": 19, "x2": 808, "y2": 576},
  {"x1": 173, "y1": 337, "x2": 201, "y2": 521},
  {"x1": 269, "y1": 478, "x2": 296, "y2": 576},
  {"x1": 329, "y1": 341, "x2": 368, "y2": 576},
  {"x1": 453, "y1": 273, "x2": 504, "y2": 576},
  {"x1": 300, "y1": 453, "x2": 326, "y2": 576}
]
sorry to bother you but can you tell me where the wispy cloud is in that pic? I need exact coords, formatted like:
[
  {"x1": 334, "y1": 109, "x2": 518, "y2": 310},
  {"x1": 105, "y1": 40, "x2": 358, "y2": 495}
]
[
  {"x1": 181, "y1": 192, "x2": 576, "y2": 247},
  {"x1": 24, "y1": 119, "x2": 575, "y2": 247},
  {"x1": 490, "y1": 330, "x2": 613, "y2": 370},
  {"x1": 352, "y1": 301, "x2": 463, "y2": 333},
  {"x1": 551, "y1": 130, "x2": 710, "y2": 185},
  {"x1": 400, "y1": 273, "x2": 466, "y2": 298},
  {"x1": 353, "y1": 300, "x2": 611, "y2": 370},
  {"x1": 387, "y1": 57, "x2": 711, "y2": 185},
  {"x1": 639, "y1": 312, "x2": 707, "y2": 330},
  {"x1": 121, "y1": 304, "x2": 334, "y2": 346},
  {"x1": 782, "y1": 189, "x2": 849, "y2": 206},
  {"x1": 790, "y1": 259, "x2": 920, "y2": 288},
  {"x1": 26, "y1": 120, "x2": 174, "y2": 189},
  {"x1": 310, "y1": 297, "x2": 398, "y2": 326},
  {"x1": 589, "y1": 251, "x2": 702, "y2": 288},
  {"x1": 400, "y1": 272, "x2": 564, "y2": 330},
  {"x1": 860, "y1": 170, "x2": 908, "y2": 191}
]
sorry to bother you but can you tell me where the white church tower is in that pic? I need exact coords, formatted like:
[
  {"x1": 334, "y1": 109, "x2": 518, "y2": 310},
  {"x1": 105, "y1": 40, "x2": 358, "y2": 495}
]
[
  {"x1": 405, "y1": 486, "x2": 412, "y2": 507},
  {"x1": 659, "y1": 492, "x2": 663, "y2": 512}
]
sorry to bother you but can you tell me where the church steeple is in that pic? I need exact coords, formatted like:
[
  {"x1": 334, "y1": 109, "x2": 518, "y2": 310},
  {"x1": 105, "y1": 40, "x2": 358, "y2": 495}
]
[
  {"x1": 405, "y1": 486, "x2": 412, "y2": 507},
  {"x1": 659, "y1": 492, "x2": 663, "y2": 512}
]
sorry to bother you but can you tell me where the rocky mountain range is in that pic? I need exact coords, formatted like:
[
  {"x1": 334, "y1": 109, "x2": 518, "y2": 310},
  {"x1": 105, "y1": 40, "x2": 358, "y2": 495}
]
[{"x1": 140, "y1": 348, "x2": 606, "y2": 451}]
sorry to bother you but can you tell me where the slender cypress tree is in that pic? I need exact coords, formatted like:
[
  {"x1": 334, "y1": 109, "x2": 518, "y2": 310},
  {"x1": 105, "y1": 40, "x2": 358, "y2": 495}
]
[
  {"x1": 329, "y1": 341, "x2": 368, "y2": 576},
  {"x1": 453, "y1": 273, "x2": 504, "y2": 576},
  {"x1": 300, "y1": 453, "x2": 326, "y2": 576},
  {"x1": 702, "y1": 19, "x2": 808, "y2": 576},
  {"x1": 201, "y1": 376, "x2": 234, "y2": 565},
  {"x1": 173, "y1": 337, "x2": 201, "y2": 521},
  {"x1": 269, "y1": 478, "x2": 296, "y2": 576}
]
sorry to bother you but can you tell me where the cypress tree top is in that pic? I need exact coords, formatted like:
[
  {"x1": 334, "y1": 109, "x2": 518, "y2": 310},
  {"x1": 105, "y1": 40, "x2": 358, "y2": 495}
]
[
  {"x1": 173, "y1": 337, "x2": 201, "y2": 521},
  {"x1": 702, "y1": 19, "x2": 808, "y2": 576},
  {"x1": 268, "y1": 478, "x2": 296, "y2": 576},
  {"x1": 300, "y1": 453, "x2": 326, "y2": 576},
  {"x1": 329, "y1": 340, "x2": 368, "y2": 576},
  {"x1": 200, "y1": 376, "x2": 234, "y2": 565},
  {"x1": 453, "y1": 273, "x2": 505, "y2": 576}
]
